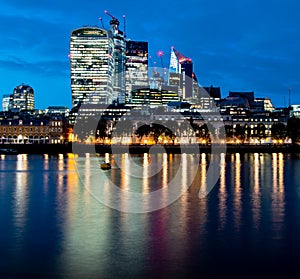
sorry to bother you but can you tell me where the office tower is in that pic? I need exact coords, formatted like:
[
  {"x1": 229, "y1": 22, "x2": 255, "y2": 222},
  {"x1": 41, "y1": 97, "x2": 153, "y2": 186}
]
[
  {"x1": 161, "y1": 85, "x2": 180, "y2": 105},
  {"x1": 2, "y1": 94, "x2": 10, "y2": 111},
  {"x1": 168, "y1": 47, "x2": 195, "y2": 100},
  {"x1": 131, "y1": 87, "x2": 161, "y2": 107},
  {"x1": 198, "y1": 86, "x2": 221, "y2": 109},
  {"x1": 10, "y1": 84, "x2": 34, "y2": 111},
  {"x1": 70, "y1": 27, "x2": 115, "y2": 107},
  {"x1": 125, "y1": 41, "x2": 149, "y2": 102},
  {"x1": 108, "y1": 16, "x2": 126, "y2": 103}
]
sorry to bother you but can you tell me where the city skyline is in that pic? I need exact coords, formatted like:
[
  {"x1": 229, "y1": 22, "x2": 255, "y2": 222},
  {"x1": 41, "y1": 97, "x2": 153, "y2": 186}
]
[{"x1": 0, "y1": 0, "x2": 299, "y2": 109}]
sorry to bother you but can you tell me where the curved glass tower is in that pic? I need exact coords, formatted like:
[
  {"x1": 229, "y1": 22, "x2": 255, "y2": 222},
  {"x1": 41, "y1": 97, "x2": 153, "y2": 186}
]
[{"x1": 70, "y1": 27, "x2": 115, "y2": 107}]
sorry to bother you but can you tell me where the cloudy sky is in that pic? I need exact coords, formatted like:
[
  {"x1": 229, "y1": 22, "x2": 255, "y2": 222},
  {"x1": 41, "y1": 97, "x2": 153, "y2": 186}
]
[{"x1": 0, "y1": 0, "x2": 299, "y2": 109}]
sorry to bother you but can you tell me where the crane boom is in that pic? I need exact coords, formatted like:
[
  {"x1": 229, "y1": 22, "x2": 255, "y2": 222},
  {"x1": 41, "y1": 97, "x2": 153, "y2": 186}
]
[
  {"x1": 98, "y1": 17, "x2": 105, "y2": 29},
  {"x1": 123, "y1": 15, "x2": 126, "y2": 39},
  {"x1": 104, "y1": 10, "x2": 116, "y2": 19}
]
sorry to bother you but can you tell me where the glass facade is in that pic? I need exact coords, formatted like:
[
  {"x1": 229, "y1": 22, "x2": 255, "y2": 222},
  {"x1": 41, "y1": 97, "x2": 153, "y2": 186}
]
[
  {"x1": 10, "y1": 84, "x2": 35, "y2": 111},
  {"x1": 168, "y1": 48, "x2": 194, "y2": 100},
  {"x1": 109, "y1": 19, "x2": 126, "y2": 104},
  {"x1": 70, "y1": 27, "x2": 115, "y2": 107},
  {"x1": 125, "y1": 41, "x2": 149, "y2": 102}
]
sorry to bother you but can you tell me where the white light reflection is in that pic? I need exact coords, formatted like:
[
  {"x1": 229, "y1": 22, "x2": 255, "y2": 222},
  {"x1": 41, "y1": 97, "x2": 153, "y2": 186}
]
[
  {"x1": 218, "y1": 152, "x2": 227, "y2": 229},
  {"x1": 271, "y1": 153, "x2": 285, "y2": 239},
  {"x1": 14, "y1": 153, "x2": 29, "y2": 230},
  {"x1": 234, "y1": 153, "x2": 242, "y2": 231},
  {"x1": 252, "y1": 152, "x2": 261, "y2": 229}
]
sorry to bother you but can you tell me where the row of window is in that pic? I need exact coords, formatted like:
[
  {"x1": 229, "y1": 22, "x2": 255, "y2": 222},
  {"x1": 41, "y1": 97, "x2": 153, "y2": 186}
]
[{"x1": 0, "y1": 127, "x2": 49, "y2": 133}]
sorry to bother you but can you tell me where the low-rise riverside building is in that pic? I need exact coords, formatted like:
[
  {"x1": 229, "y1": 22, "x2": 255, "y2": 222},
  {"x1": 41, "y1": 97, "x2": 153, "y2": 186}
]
[{"x1": 0, "y1": 114, "x2": 72, "y2": 144}]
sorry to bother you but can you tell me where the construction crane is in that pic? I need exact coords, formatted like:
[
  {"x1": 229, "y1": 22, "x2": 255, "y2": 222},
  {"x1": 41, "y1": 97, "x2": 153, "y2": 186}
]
[
  {"x1": 104, "y1": 10, "x2": 116, "y2": 19},
  {"x1": 157, "y1": 50, "x2": 164, "y2": 68},
  {"x1": 157, "y1": 50, "x2": 167, "y2": 83},
  {"x1": 98, "y1": 17, "x2": 105, "y2": 29},
  {"x1": 123, "y1": 15, "x2": 126, "y2": 39},
  {"x1": 104, "y1": 10, "x2": 120, "y2": 32}
]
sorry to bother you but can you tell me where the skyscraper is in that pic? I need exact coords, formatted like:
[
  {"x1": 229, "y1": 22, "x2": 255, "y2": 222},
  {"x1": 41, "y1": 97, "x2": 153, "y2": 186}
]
[
  {"x1": 10, "y1": 84, "x2": 35, "y2": 111},
  {"x1": 168, "y1": 47, "x2": 195, "y2": 100},
  {"x1": 108, "y1": 16, "x2": 126, "y2": 103},
  {"x1": 1, "y1": 95, "x2": 10, "y2": 111},
  {"x1": 125, "y1": 41, "x2": 149, "y2": 102},
  {"x1": 70, "y1": 27, "x2": 115, "y2": 107}
]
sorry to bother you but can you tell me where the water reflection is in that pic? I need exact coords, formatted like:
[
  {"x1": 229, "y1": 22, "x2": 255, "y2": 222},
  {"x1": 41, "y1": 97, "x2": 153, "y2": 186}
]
[
  {"x1": 0, "y1": 152, "x2": 295, "y2": 278},
  {"x1": 271, "y1": 153, "x2": 285, "y2": 240},
  {"x1": 234, "y1": 153, "x2": 242, "y2": 231},
  {"x1": 252, "y1": 153, "x2": 261, "y2": 229},
  {"x1": 218, "y1": 153, "x2": 227, "y2": 229},
  {"x1": 14, "y1": 154, "x2": 29, "y2": 231}
]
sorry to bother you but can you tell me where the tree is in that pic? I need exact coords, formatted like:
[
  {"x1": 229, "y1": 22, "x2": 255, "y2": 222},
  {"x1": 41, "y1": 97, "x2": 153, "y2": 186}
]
[
  {"x1": 254, "y1": 123, "x2": 266, "y2": 143},
  {"x1": 224, "y1": 125, "x2": 233, "y2": 140},
  {"x1": 151, "y1": 123, "x2": 166, "y2": 144},
  {"x1": 234, "y1": 124, "x2": 246, "y2": 143},
  {"x1": 95, "y1": 117, "x2": 108, "y2": 142},
  {"x1": 287, "y1": 116, "x2": 300, "y2": 145},
  {"x1": 135, "y1": 124, "x2": 151, "y2": 140},
  {"x1": 244, "y1": 124, "x2": 251, "y2": 142},
  {"x1": 199, "y1": 123, "x2": 211, "y2": 143},
  {"x1": 271, "y1": 122, "x2": 287, "y2": 142}
]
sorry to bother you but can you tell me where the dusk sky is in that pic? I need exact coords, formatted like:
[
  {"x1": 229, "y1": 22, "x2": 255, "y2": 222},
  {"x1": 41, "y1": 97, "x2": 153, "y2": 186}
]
[{"x1": 0, "y1": 0, "x2": 299, "y2": 109}]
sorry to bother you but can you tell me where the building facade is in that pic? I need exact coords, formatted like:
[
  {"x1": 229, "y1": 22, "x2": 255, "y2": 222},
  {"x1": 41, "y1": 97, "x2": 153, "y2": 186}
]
[
  {"x1": 109, "y1": 18, "x2": 127, "y2": 103},
  {"x1": 70, "y1": 27, "x2": 115, "y2": 107},
  {"x1": 168, "y1": 48, "x2": 196, "y2": 100},
  {"x1": 10, "y1": 84, "x2": 35, "y2": 111},
  {"x1": 1, "y1": 95, "x2": 10, "y2": 112},
  {"x1": 125, "y1": 41, "x2": 149, "y2": 102}
]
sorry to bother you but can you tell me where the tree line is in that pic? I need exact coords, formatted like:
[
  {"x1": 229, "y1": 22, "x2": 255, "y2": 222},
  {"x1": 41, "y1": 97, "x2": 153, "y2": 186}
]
[{"x1": 78, "y1": 116, "x2": 300, "y2": 145}]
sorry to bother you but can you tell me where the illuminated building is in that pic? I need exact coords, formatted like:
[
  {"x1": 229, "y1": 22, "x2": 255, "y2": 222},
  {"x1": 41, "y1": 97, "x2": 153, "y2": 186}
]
[
  {"x1": 161, "y1": 85, "x2": 180, "y2": 105},
  {"x1": 0, "y1": 115, "x2": 71, "y2": 144},
  {"x1": 109, "y1": 17, "x2": 126, "y2": 103},
  {"x1": 125, "y1": 41, "x2": 149, "y2": 102},
  {"x1": 10, "y1": 84, "x2": 35, "y2": 111},
  {"x1": 1, "y1": 95, "x2": 10, "y2": 111},
  {"x1": 70, "y1": 27, "x2": 115, "y2": 107},
  {"x1": 198, "y1": 86, "x2": 221, "y2": 109},
  {"x1": 131, "y1": 87, "x2": 162, "y2": 108},
  {"x1": 168, "y1": 47, "x2": 196, "y2": 100}
]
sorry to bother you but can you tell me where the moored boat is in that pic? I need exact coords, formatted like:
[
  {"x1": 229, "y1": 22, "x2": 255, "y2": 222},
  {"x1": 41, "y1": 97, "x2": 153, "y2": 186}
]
[
  {"x1": 100, "y1": 162, "x2": 111, "y2": 170},
  {"x1": 0, "y1": 148, "x2": 18, "y2": 155}
]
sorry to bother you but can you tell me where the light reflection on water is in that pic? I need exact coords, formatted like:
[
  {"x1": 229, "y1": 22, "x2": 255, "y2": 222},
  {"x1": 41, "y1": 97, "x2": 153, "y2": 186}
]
[{"x1": 0, "y1": 152, "x2": 300, "y2": 278}]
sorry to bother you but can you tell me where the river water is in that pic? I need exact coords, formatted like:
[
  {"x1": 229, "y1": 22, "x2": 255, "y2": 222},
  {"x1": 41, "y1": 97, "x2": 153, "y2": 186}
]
[{"x1": 1, "y1": 152, "x2": 300, "y2": 278}]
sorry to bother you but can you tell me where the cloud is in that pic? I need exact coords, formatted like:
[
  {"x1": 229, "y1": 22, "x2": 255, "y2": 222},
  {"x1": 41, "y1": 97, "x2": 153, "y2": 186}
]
[{"x1": 0, "y1": 0, "x2": 300, "y2": 108}]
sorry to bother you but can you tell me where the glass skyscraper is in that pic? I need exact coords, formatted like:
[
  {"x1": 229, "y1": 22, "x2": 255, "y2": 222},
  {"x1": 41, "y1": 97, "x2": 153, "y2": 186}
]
[
  {"x1": 70, "y1": 27, "x2": 115, "y2": 107},
  {"x1": 169, "y1": 47, "x2": 194, "y2": 100},
  {"x1": 109, "y1": 18, "x2": 126, "y2": 104},
  {"x1": 125, "y1": 41, "x2": 149, "y2": 102},
  {"x1": 10, "y1": 84, "x2": 35, "y2": 111}
]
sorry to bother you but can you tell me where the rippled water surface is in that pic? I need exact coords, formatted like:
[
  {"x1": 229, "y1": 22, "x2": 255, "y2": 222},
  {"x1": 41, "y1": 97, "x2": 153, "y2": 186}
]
[{"x1": 1, "y1": 152, "x2": 300, "y2": 278}]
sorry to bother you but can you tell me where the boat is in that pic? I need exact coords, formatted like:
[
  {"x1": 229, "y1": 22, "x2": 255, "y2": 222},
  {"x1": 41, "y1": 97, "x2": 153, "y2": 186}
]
[
  {"x1": 0, "y1": 148, "x2": 18, "y2": 155},
  {"x1": 100, "y1": 162, "x2": 111, "y2": 170}
]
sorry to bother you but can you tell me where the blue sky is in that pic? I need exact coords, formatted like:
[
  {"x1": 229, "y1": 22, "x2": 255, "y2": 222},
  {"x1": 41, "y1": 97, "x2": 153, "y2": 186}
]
[{"x1": 0, "y1": 0, "x2": 299, "y2": 109}]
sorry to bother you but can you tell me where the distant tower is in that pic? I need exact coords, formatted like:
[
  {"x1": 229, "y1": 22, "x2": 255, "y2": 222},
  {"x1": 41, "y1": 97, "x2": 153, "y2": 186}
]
[
  {"x1": 105, "y1": 11, "x2": 127, "y2": 103},
  {"x1": 10, "y1": 84, "x2": 35, "y2": 111},
  {"x1": 168, "y1": 47, "x2": 195, "y2": 100},
  {"x1": 125, "y1": 41, "x2": 149, "y2": 102},
  {"x1": 1, "y1": 94, "x2": 10, "y2": 111},
  {"x1": 69, "y1": 27, "x2": 115, "y2": 107}
]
